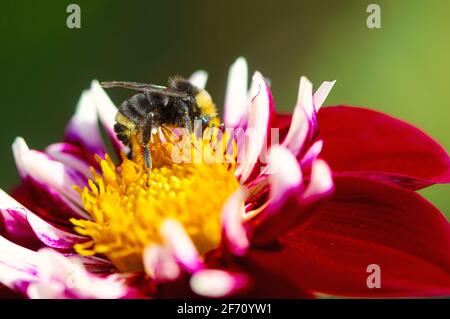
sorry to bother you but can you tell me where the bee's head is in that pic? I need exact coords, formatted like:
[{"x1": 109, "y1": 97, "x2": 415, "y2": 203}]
[
  {"x1": 168, "y1": 75, "x2": 217, "y2": 117},
  {"x1": 169, "y1": 75, "x2": 197, "y2": 94}
]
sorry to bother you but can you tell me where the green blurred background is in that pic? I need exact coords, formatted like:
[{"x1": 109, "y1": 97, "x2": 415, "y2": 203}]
[{"x1": 0, "y1": 0, "x2": 448, "y2": 216}]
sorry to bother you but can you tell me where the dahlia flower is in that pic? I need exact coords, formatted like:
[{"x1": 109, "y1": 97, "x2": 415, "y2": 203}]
[{"x1": 1, "y1": 57, "x2": 450, "y2": 299}]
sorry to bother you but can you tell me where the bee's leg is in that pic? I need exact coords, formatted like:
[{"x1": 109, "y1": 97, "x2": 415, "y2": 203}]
[
  {"x1": 183, "y1": 112, "x2": 192, "y2": 134},
  {"x1": 199, "y1": 115, "x2": 211, "y2": 129},
  {"x1": 143, "y1": 145, "x2": 152, "y2": 170},
  {"x1": 175, "y1": 100, "x2": 192, "y2": 134},
  {"x1": 142, "y1": 112, "x2": 155, "y2": 170},
  {"x1": 193, "y1": 115, "x2": 211, "y2": 139}
]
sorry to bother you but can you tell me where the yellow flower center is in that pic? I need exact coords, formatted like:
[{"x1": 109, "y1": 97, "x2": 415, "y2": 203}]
[{"x1": 71, "y1": 128, "x2": 239, "y2": 272}]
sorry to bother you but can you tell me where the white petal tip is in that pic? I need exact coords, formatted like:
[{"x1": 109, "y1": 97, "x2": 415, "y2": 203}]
[
  {"x1": 303, "y1": 159, "x2": 334, "y2": 200},
  {"x1": 190, "y1": 270, "x2": 247, "y2": 298},
  {"x1": 224, "y1": 57, "x2": 249, "y2": 128},
  {"x1": 90, "y1": 79, "x2": 111, "y2": 107},
  {"x1": 71, "y1": 90, "x2": 100, "y2": 132},
  {"x1": 267, "y1": 146, "x2": 302, "y2": 201},
  {"x1": 233, "y1": 56, "x2": 248, "y2": 69},
  {"x1": 294, "y1": 76, "x2": 315, "y2": 124},
  {"x1": 314, "y1": 80, "x2": 336, "y2": 111},
  {"x1": 89, "y1": 79, "x2": 119, "y2": 134},
  {"x1": 189, "y1": 70, "x2": 208, "y2": 89},
  {"x1": 300, "y1": 75, "x2": 312, "y2": 84},
  {"x1": 90, "y1": 79, "x2": 104, "y2": 93},
  {"x1": 252, "y1": 71, "x2": 264, "y2": 83},
  {"x1": 12, "y1": 137, "x2": 30, "y2": 178},
  {"x1": 12, "y1": 137, "x2": 30, "y2": 154},
  {"x1": 90, "y1": 79, "x2": 100, "y2": 87}
]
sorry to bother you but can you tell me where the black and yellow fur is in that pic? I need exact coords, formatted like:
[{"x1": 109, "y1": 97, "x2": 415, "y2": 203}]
[{"x1": 102, "y1": 76, "x2": 217, "y2": 169}]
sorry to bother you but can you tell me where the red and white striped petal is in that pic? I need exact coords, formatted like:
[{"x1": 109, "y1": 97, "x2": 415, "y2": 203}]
[
  {"x1": 0, "y1": 207, "x2": 39, "y2": 248},
  {"x1": 1, "y1": 188, "x2": 87, "y2": 250},
  {"x1": 160, "y1": 219, "x2": 204, "y2": 273},
  {"x1": 46, "y1": 143, "x2": 94, "y2": 178},
  {"x1": 281, "y1": 77, "x2": 311, "y2": 155},
  {"x1": 0, "y1": 244, "x2": 121, "y2": 299},
  {"x1": 26, "y1": 249, "x2": 126, "y2": 299},
  {"x1": 65, "y1": 89, "x2": 106, "y2": 156},
  {"x1": 13, "y1": 143, "x2": 84, "y2": 206},
  {"x1": 235, "y1": 72, "x2": 271, "y2": 183},
  {"x1": 0, "y1": 234, "x2": 39, "y2": 291},
  {"x1": 300, "y1": 140, "x2": 323, "y2": 169},
  {"x1": 27, "y1": 212, "x2": 87, "y2": 250},
  {"x1": 143, "y1": 244, "x2": 181, "y2": 282},
  {"x1": 1, "y1": 189, "x2": 41, "y2": 247},
  {"x1": 267, "y1": 145, "x2": 303, "y2": 204},
  {"x1": 243, "y1": 146, "x2": 304, "y2": 243},
  {"x1": 12, "y1": 138, "x2": 90, "y2": 220},
  {"x1": 1, "y1": 188, "x2": 28, "y2": 226},
  {"x1": 245, "y1": 149, "x2": 333, "y2": 246},
  {"x1": 221, "y1": 190, "x2": 249, "y2": 256},
  {"x1": 63, "y1": 254, "x2": 115, "y2": 274},
  {"x1": 90, "y1": 80, "x2": 129, "y2": 156}
]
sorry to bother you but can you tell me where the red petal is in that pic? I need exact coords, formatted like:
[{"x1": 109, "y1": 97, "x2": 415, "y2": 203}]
[
  {"x1": 11, "y1": 180, "x2": 80, "y2": 227},
  {"x1": 318, "y1": 106, "x2": 450, "y2": 189},
  {"x1": 237, "y1": 249, "x2": 313, "y2": 298},
  {"x1": 273, "y1": 113, "x2": 292, "y2": 138},
  {"x1": 274, "y1": 176, "x2": 450, "y2": 297},
  {"x1": 203, "y1": 249, "x2": 313, "y2": 298},
  {"x1": 0, "y1": 284, "x2": 24, "y2": 299}
]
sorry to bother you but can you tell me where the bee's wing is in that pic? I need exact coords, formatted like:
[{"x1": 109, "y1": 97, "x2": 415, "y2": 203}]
[
  {"x1": 101, "y1": 81, "x2": 189, "y2": 99},
  {"x1": 101, "y1": 81, "x2": 163, "y2": 91}
]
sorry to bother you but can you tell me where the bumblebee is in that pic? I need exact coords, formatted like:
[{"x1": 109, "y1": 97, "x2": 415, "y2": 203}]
[{"x1": 101, "y1": 76, "x2": 217, "y2": 169}]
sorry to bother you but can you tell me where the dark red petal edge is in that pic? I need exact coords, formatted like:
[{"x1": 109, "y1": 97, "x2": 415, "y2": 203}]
[
  {"x1": 317, "y1": 106, "x2": 450, "y2": 189},
  {"x1": 0, "y1": 284, "x2": 24, "y2": 299}
]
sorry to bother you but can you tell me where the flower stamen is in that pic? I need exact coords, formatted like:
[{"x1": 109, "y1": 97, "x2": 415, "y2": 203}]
[{"x1": 72, "y1": 130, "x2": 239, "y2": 272}]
